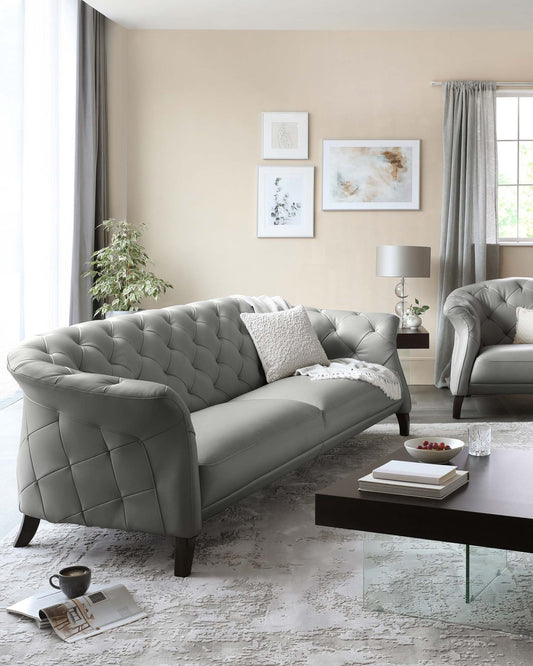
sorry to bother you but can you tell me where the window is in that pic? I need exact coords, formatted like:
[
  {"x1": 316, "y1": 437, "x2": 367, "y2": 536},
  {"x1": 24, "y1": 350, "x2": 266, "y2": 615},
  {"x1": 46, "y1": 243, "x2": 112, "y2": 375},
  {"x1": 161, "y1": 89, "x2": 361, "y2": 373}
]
[
  {"x1": 497, "y1": 94, "x2": 533, "y2": 243},
  {"x1": 0, "y1": 0, "x2": 78, "y2": 402}
]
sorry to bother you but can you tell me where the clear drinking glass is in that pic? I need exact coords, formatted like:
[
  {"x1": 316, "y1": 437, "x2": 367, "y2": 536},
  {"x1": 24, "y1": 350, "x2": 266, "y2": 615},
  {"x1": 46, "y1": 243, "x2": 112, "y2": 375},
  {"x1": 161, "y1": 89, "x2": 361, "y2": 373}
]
[{"x1": 468, "y1": 424, "x2": 491, "y2": 457}]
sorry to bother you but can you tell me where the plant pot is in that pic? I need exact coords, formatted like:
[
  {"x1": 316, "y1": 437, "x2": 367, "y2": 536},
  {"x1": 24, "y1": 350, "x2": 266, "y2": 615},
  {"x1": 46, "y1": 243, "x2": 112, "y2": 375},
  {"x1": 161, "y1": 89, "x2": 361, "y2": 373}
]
[
  {"x1": 104, "y1": 310, "x2": 134, "y2": 319},
  {"x1": 405, "y1": 314, "x2": 422, "y2": 330}
]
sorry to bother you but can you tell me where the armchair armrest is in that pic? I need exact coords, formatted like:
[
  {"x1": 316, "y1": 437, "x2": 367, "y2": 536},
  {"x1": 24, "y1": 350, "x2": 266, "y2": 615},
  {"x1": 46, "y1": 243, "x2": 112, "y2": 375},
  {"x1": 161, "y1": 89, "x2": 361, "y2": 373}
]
[
  {"x1": 443, "y1": 292, "x2": 482, "y2": 396},
  {"x1": 7, "y1": 355, "x2": 201, "y2": 539},
  {"x1": 305, "y1": 308, "x2": 411, "y2": 414}
]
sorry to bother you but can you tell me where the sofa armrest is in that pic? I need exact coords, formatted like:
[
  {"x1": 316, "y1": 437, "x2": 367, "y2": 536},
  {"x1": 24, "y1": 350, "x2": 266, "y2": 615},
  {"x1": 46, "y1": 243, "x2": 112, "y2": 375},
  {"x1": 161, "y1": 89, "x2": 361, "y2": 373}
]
[
  {"x1": 305, "y1": 308, "x2": 411, "y2": 414},
  {"x1": 7, "y1": 357, "x2": 201, "y2": 539},
  {"x1": 443, "y1": 292, "x2": 482, "y2": 396}
]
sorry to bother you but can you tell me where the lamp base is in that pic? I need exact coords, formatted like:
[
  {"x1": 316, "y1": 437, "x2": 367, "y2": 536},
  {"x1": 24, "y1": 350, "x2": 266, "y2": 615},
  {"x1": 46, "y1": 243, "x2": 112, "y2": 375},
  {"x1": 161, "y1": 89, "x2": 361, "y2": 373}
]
[{"x1": 394, "y1": 278, "x2": 408, "y2": 326}]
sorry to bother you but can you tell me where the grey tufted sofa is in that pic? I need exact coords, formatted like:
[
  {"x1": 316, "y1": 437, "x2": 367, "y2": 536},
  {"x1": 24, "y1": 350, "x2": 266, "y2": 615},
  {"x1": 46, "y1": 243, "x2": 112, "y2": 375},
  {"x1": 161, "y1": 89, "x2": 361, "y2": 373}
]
[
  {"x1": 444, "y1": 277, "x2": 533, "y2": 418},
  {"x1": 8, "y1": 296, "x2": 410, "y2": 576}
]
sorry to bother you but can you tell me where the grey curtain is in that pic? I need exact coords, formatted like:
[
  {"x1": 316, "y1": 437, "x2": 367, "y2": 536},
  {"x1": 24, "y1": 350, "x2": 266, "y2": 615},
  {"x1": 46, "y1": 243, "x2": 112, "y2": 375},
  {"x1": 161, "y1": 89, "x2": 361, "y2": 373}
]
[
  {"x1": 70, "y1": 2, "x2": 108, "y2": 324},
  {"x1": 434, "y1": 81, "x2": 499, "y2": 388}
]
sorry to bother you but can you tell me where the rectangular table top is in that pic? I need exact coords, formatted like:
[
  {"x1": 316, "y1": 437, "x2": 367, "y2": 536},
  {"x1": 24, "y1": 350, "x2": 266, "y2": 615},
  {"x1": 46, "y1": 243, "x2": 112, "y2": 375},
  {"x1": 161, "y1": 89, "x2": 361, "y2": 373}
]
[{"x1": 315, "y1": 447, "x2": 533, "y2": 553}]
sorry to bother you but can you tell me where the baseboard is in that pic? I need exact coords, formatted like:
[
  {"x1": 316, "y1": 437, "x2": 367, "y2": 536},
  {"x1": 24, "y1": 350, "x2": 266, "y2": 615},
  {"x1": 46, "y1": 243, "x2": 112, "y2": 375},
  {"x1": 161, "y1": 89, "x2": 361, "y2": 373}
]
[{"x1": 398, "y1": 354, "x2": 434, "y2": 385}]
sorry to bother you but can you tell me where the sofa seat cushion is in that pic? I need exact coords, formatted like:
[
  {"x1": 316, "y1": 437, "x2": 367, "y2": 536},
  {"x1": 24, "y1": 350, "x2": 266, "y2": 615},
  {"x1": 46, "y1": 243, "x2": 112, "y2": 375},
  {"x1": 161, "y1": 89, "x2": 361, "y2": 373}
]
[
  {"x1": 234, "y1": 375, "x2": 400, "y2": 437},
  {"x1": 192, "y1": 398, "x2": 323, "y2": 509},
  {"x1": 470, "y1": 344, "x2": 533, "y2": 385}
]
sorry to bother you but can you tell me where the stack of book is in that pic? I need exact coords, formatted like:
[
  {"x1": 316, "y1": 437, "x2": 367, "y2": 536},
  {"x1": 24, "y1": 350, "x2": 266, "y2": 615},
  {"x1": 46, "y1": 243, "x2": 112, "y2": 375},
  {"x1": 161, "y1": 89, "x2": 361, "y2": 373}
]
[{"x1": 358, "y1": 459, "x2": 469, "y2": 499}]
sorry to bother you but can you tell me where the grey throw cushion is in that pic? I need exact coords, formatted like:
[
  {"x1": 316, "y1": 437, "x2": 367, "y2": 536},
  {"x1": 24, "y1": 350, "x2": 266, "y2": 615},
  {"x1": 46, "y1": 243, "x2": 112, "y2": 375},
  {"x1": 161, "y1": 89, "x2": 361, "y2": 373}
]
[
  {"x1": 514, "y1": 306, "x2": 533, "y2": 344},
  {"x1": 240, "y1": 305, "x2": 329, "y2": 383}
]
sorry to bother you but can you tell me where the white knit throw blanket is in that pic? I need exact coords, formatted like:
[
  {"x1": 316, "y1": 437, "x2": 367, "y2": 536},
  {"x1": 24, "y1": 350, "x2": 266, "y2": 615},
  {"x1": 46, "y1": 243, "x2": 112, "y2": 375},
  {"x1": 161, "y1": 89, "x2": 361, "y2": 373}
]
[
  {"x1": 295, "y1": 358, "x2": 402, "y2": 401},
  {"x1": 231, "y1": 295, "x2": 292, "y2": 313}
]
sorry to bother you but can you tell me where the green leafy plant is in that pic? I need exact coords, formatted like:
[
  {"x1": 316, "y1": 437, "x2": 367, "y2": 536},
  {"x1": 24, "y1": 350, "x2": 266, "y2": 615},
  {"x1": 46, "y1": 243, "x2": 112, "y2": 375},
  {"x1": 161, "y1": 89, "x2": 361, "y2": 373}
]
[
  {"x1": 82, "y1": 219, "x2": 173, "y2": 317},
  {"x1": 271, "y1": 177, "x2": 301, "y2": 225},
  {"x1": 407, "y1": 298, "x2": 430, "y2": 317}
]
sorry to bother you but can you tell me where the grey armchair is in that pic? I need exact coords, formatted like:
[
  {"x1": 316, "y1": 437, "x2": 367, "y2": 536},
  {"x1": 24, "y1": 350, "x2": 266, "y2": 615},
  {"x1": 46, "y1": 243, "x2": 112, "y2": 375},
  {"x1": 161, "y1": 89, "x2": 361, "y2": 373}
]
[{"x1": 443, "y1": 277, "x2": 533, "y2": 418}]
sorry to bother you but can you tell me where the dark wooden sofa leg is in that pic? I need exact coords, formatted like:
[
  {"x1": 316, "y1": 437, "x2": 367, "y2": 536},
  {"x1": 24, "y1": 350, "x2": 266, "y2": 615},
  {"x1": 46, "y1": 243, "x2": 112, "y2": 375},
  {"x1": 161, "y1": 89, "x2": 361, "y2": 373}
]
[
  {"x1": 174, "y1": 537, "x2": 196, "y2": 577},
  {"x1": 396, "y1": 413, "x2": 410, "y2": 436},
  {"x1": 13, "y1": 515, "x2": 40, "y2": 547},
  {"x1": 453, "y1": 396, "x2": 465, "y2": 420}
]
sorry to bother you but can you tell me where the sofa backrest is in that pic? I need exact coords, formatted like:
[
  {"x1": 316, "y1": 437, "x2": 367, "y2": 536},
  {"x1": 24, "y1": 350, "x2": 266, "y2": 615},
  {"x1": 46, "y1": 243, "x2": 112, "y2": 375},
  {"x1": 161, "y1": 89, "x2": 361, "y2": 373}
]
[
  {"x1": 9, "y1": 297, "x2": 266, "y2": 412},
  {"x1": 454, "y1": 278, "x2": 533, "y2": 345}
]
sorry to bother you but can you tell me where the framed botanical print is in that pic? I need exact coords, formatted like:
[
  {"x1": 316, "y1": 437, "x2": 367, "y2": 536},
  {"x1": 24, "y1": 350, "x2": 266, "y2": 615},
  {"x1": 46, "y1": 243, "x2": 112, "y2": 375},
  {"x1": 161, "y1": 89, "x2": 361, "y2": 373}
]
[{"x1": 257, "y1": 166, "x2": 314, "y2": 238}]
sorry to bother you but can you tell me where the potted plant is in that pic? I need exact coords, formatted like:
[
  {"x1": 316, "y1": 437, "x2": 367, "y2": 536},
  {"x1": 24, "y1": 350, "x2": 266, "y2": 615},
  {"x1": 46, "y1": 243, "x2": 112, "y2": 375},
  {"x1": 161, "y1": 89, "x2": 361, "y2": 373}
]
[
  {"x1": 405, "y1": 298, "x2": 429, "y2": 330},
  {"x1": 83, "y1": 219, "x2": 173, "y2": 318}
]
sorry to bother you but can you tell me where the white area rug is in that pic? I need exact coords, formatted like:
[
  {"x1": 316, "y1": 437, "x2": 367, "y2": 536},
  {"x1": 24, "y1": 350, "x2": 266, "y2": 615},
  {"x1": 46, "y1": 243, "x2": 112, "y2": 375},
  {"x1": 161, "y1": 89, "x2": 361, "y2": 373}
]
[{"x1": 1, "y1": 422, "x2": 533, "y2": 665}]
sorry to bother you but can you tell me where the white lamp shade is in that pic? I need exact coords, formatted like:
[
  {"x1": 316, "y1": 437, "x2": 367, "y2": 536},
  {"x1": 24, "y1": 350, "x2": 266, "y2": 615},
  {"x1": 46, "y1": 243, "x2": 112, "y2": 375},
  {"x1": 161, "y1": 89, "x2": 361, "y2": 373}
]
[{"x1": 376, "y1": 245, "x2": 431, "y2": 278}]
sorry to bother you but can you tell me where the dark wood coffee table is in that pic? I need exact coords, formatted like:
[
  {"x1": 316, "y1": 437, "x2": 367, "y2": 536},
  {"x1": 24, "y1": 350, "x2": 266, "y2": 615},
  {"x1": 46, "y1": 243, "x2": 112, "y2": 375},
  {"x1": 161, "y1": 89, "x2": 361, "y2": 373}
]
[
  {"x1": 316, "y1": 447, "x2": 533, "y2": 634},
  {"x1": 315, "y1": 447, "x2": 533, "y2": 554}
]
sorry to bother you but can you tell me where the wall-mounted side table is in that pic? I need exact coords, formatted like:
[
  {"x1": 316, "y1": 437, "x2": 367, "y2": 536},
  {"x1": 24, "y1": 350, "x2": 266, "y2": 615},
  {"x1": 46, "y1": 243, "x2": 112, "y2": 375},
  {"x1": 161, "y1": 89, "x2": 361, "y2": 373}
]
[{"x1": 396, "y1": 326, "x2": 429, "y2": 350}]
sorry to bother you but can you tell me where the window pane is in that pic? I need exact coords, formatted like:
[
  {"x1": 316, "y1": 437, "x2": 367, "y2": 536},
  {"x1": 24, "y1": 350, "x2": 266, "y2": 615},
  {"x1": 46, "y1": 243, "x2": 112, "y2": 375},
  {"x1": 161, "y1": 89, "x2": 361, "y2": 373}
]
[
  {"x1": 519, "y1": 97, "x2": 533, "y2": 140},
  {"x1": 519, "y1": 141, "x2": 533, "y2": 184},
  {"x1": 497, "y1": 97, "x2": 518, "y2": 139},
  {"x1": 519, "y1": 186, "x2": 533, "y2": 238},
  {"x1": 498, "y1": 141, "x2": 517, "y2": 184},
  {"x1": 498, "y1": 186, "x2": 518, "y2": 238}
]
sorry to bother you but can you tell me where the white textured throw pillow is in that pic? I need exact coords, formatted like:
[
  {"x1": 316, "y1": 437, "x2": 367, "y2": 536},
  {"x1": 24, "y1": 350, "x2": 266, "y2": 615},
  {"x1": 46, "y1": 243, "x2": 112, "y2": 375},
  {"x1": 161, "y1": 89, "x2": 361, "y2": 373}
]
[
  {"x1": 514, "y1": 306, "x2": 533, "y2": 344},
  {"x1": 240, "y1": 305, "x2": 329, "y2": 383}
]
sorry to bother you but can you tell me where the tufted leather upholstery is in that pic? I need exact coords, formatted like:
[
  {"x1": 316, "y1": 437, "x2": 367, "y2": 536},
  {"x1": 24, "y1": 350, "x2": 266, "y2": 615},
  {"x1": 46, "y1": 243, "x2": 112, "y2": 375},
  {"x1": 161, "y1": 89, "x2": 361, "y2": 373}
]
[
  {"x1": 10, "y1": 298, "x2": 264, "y2": 413},
  {"x1": 444, "y1": 278, "x2": 533, "y2": 404},
  {"x1": 306, "y1": 308, "x2": 410, "y2": 414},
  {"x1": 446, "y1": 278, "x2": 533, "y2": 346},
  {"x1": 7, "y1": 296, "x2": 409, "y2": 552}
]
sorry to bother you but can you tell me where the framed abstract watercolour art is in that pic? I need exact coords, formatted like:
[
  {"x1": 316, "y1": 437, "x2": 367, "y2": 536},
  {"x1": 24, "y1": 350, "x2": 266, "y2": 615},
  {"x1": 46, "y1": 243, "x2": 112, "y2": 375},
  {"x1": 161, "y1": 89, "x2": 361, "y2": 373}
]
[{"x1": 322, "y1": 139, "x2": 420, "y2": 210}]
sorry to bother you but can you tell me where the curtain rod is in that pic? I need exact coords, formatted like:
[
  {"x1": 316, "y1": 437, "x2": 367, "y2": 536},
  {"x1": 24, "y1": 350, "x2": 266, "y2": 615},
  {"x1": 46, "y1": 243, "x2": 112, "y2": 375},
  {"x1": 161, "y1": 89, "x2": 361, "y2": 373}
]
[{"x1": 431, "y1": 81, "x2": 533, "y2": 88}]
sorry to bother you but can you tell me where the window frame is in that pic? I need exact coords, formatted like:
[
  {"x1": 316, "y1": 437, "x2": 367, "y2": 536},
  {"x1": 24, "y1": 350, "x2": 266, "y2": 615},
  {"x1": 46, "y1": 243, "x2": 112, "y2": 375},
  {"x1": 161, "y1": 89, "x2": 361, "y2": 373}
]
[{"x1": 496, "y1": 90, "x2": 533, "y2": 246}]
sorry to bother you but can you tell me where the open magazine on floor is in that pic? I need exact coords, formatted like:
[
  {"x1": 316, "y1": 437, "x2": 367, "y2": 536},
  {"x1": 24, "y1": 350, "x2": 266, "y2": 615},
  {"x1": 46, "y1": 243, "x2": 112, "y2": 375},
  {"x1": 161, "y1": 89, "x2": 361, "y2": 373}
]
[{"x1": 7, "y1": 584, "x2": 146, "y2": 642}]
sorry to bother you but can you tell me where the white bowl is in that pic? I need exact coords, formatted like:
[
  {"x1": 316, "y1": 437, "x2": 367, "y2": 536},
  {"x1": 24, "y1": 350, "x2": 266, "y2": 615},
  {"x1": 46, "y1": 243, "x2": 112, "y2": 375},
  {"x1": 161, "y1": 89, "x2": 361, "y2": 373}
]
[{"x1": 404, "y1": 437, "x2": 464, "y2": 463}]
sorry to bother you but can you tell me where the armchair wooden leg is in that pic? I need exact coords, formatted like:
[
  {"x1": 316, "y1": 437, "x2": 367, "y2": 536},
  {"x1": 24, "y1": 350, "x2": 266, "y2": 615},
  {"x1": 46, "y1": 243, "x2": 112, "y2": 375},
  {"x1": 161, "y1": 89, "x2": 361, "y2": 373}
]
[
  {"x1": 396, "y1": 413, "x2": 410, "y2": 436},
  {"x1": 453, "y1": 396, "x2": 465, "y2": 419},
  {"x1": 13, "y1": 515, "x2": 40, "y2": 547},
  {"x1": 174, "y1": 537, "x2": 196, "y2": 577}
]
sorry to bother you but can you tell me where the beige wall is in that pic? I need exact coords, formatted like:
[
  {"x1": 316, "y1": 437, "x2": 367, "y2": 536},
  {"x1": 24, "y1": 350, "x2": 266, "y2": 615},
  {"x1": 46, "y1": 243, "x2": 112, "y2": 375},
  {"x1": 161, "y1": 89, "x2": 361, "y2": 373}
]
[
  {"x1": 106, "y1": 28, "x2": 533, "y2": 383},
  {"x1": 106, "y1": 20, "x2": 128, "y2": 221},
  {"x1": 500, "y1": 245, "x2": 533, "y2": 278}
]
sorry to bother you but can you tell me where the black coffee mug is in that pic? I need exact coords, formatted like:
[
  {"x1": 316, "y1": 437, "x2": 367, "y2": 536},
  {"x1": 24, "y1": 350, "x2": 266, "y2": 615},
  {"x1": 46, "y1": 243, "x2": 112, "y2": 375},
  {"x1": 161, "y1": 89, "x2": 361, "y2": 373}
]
[{"x1": 49, "y1": 565, "x2": 91, "y2": 599}]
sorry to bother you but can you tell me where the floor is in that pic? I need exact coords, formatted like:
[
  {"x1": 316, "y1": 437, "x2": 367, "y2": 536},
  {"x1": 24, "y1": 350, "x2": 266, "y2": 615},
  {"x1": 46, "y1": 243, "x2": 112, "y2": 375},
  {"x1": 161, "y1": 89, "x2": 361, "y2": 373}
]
[{"x1": 1, "y1": 386, "x2": 532, "y2": 540}]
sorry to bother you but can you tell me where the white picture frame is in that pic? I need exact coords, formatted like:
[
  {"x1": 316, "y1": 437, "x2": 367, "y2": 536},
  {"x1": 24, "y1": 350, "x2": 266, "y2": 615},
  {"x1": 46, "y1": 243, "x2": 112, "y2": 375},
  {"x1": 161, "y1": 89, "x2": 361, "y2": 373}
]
[
  {"x1": 262, "y1": 112, "x2": 309, "y2": 159},
  {"x1": 257, "y1": 166, "x2": 314, "y2": 238},
  {"x1": 322, "y1": 139, "x2": 420, "y2": 210}
]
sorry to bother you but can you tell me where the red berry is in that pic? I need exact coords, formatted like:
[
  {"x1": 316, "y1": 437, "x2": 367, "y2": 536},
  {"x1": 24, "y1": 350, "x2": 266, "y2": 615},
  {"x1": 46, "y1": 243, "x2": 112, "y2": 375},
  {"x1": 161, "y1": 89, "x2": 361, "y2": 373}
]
[
  {"x1": 417, "y1": 446, "x2": 423, "y2": 449},
  {"x1": 445, "y1": 445, "x2": 451, "y2": 450},
  {"x1": 423, "y1": 441, "x2": 429, "y2": 446}
]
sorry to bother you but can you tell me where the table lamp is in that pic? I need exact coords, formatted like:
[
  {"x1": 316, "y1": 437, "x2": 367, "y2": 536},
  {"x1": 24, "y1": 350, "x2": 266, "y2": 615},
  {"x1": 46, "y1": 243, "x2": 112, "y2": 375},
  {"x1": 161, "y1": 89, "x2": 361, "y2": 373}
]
[{"x1": 376, "y1": 245, "x2": 431, "y2": 327}]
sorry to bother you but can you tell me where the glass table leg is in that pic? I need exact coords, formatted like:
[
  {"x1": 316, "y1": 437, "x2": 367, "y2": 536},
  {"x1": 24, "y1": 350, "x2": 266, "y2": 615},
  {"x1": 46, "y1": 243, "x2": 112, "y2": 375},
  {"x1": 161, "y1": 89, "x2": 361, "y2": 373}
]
[
  {"x1": 363, "y1": 533, "x2": 532, "y2": 635},
  {"x1": 465, "y1": 544, "x2": 507, "y2": 603}
]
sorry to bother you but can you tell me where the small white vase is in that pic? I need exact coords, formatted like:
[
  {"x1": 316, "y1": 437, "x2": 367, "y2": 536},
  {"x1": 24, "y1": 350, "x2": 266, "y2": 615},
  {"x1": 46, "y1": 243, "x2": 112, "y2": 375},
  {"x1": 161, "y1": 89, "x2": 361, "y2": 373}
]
[
  {"x1": 105, "y1": 310, "x2": 133, "y2": 319},
  {"x1": 406, "y1": 314, "x2": 422, "y2": 330}
]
